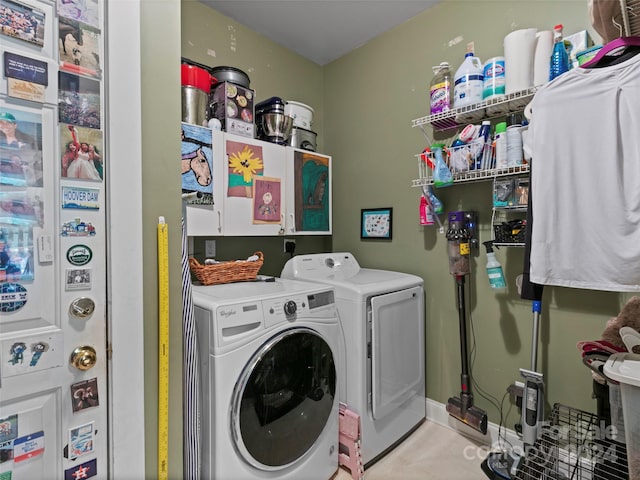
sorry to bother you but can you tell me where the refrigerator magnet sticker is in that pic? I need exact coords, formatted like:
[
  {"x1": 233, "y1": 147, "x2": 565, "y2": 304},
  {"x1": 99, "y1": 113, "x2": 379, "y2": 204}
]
[
  {"x1": 58, "y1": 72, "x2": 101, "y2": 129},
  {"x1": 65, "y1": 268, "x2": 91, "y2": 291},
  {"x1": 0, "y1": 0, "x2": 46, "y2": 47},
  {"x1": 61, "y1": 186, "x2": 99, "y2": 210},
  {"x1": 66, "y1": 245, "x2": 92, "y2": 266},
  {"x1": 64, "y1": 458, "x2": 97, "y2": 480},
  {"x1": 58, "y1": 18, "x2": 102, "y2": 79},
  {"x1": 70, "y1": 377, "x2": 99, "y2": 412},
  {"x1": 0, "y1": 191, "x2": 43, "y2": 226},
  {"x1": 59, "y1": 124, "x2": 104, "y2": 181},
  {"x1": 0, "y1": 283, "x2": 27, "y2": 313},
  {"x1": 68, "y1": 422, "x2": 94, "y2": 460},
  {"x1": 13, "y1": 430, "x2": 44, "y2": 462},
  {"x1": 0, "y1": 415, "x2": 18, "y2": 443},
  {"x1": 3, "y1": 52, "x2": 48, "y2": 103},
  {"x1": 0, "y1": 440, "x2": 13, "y2": 464},
  {"x1": 60, "y1": 218, "x2": 96, "y2": 237},
  {"x1": 1, "y1": 226, "x2": 35, "y2": 283},
  {"x1": 57, "y1": 0, "x2": 99, "y2": 28}
]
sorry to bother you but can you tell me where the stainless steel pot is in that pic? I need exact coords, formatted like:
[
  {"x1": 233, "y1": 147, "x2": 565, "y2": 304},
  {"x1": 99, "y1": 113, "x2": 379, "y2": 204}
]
[{"x1": 210, "y1": 66, "x2": 250, "y2": 88}]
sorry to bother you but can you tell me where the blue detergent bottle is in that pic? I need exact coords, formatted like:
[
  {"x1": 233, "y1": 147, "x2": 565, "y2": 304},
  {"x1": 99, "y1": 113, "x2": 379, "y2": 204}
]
[{"x1": 549, "y1": 24, "x2": 570, "y2": 81}]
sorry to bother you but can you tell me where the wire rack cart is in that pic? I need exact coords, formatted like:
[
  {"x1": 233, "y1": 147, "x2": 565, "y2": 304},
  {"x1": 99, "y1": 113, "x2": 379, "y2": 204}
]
[{"x1": 515, "y1": 403, "x2": 629, "y2": 480}]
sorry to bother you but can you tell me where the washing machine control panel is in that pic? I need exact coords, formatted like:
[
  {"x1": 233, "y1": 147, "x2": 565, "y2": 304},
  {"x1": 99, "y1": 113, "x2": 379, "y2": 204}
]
[
  {"x1": 263, "y1": 291, "x2": 336, "y2": 328},
  {"x1": 283, "y1": 300, "x2": 297, "y2": 316}
]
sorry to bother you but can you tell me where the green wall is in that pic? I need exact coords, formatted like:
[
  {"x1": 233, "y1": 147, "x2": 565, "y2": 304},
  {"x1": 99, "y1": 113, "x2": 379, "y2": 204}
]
[
  {"x1": 166, "y1": 0, "x2": 634, "y2": 475},
  {"x1": 324, "y1": 0, "x2": 626, "y2": 430},
  {"x1": 141, "y1": 1, "x2": 183, "y2": 477},
  {"x1": 323, "y1": 0, "x2": 625, "y2": 428}
]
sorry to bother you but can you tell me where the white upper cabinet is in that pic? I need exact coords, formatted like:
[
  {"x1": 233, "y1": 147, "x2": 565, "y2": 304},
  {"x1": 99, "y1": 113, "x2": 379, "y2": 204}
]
[
  {"x1": 284, "y1": 148, "x2": 332, "y2": 235},
  {"x1": 220, "y1": 131, "x2": 287, "y2": 236},
  {"x1": 186, "y1": 130, "x2": 283, "y2": 236},
  {"x1": 184, "y1": 126, "x2": 223, "y2": 236},
  {"x1": 186, "y1": 130, "x2": 332, "y2": 237}
]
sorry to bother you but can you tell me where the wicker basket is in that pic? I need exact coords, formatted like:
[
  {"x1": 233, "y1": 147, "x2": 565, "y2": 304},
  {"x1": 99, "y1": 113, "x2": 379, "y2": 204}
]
[{"x1": 189, "y1": 251, "x2": 264, "y2": 286}]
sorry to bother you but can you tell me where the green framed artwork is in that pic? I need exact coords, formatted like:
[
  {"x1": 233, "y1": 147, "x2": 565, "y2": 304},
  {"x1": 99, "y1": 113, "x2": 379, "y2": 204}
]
[{"x1": 361, "y1": 208, "x2": 392, "y2": 240}]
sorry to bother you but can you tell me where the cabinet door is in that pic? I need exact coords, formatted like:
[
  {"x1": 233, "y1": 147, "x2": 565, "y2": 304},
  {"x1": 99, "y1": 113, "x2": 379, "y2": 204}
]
[
  {"x1": 284, "y1": 149, "x2": 332, "y2": 235},
  {"x1": 220, "y1": 132, "x2": 287, "y2": 236},
  {"x1": 185, "y1": 127, "x2": 224, "y2": 236}
]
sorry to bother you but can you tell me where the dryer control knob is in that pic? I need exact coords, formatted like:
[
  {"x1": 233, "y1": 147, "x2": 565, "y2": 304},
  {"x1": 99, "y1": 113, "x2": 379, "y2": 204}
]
[{"x1": 284, "y1": 300, "x2": 297, "y2": 316}]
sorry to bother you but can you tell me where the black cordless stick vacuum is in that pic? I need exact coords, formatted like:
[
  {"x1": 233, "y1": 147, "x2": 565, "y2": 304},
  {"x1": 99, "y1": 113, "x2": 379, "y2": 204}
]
[{"x1": 445, "y1": 211, "x2": 488, "y2": 435}]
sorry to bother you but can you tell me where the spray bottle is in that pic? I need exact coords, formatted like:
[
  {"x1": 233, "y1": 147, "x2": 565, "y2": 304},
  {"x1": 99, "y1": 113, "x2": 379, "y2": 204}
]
[
  {"x1": 482, "y1": 241, "x2": 506, "y2": 289},
  {"x1": 419, "y1": 195, "x2": 434, "y2": 225}
]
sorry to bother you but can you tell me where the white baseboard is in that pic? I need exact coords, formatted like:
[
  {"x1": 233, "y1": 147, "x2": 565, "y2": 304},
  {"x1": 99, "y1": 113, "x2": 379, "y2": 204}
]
[{"x1": 426, "y1": 397, "x2": 522, "y2": 452}]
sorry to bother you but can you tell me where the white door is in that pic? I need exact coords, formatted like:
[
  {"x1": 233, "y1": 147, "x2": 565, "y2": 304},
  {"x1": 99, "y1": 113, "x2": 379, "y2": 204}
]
[{"x1": 0, "y1": 1, "x2": 108, "y2": 478}]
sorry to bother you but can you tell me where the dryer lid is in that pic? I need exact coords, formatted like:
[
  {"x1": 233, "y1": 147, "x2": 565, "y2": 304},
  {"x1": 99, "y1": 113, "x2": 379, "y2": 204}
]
[{"x1": 281, "y1": 253, "x2": 423, "y2": 300}]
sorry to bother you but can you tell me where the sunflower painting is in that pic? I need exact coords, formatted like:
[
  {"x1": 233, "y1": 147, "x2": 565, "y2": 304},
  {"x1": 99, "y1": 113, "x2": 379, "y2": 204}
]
[{"x1": 226, "y1": 140, "x2": 264, "y2": 198}]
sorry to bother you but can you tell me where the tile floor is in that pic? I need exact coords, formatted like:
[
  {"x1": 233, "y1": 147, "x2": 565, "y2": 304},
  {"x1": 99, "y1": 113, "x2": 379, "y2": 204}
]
[{"x1": 332, "y1": 420, "x2": 491, "y2": 480}]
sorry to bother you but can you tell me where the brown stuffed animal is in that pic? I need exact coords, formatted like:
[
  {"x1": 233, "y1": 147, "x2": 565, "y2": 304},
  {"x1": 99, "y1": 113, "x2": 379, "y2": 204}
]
[{"x1": 601, "y1": 296, "x2": 640, "y2": 352}]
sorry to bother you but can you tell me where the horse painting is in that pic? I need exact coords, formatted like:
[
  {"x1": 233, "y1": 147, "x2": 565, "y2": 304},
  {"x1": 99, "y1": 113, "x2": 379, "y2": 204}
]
[
  {"x1": 182, "y1": 148, "x2": 212, "y2": 186},
  {"x1": 59, "y1": 20, "x2": 84, "y2": 55}
]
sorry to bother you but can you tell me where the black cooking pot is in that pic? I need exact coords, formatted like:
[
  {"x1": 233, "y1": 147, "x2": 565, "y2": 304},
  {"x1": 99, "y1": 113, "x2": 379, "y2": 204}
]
[{"x1": 210, "y1": 66, "x2": 250, "y2": 88}]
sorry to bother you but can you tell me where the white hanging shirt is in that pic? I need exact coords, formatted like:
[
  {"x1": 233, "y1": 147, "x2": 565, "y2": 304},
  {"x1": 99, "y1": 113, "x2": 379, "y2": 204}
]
[{"x1": 524, "y1": 52, "x2": 640, "y2": 291}]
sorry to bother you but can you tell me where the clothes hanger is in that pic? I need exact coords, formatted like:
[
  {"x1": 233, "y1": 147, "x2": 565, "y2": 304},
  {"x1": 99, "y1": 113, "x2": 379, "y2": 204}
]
[{"x1": 581, "y1": 35, "x2": 640, "y2": 67}]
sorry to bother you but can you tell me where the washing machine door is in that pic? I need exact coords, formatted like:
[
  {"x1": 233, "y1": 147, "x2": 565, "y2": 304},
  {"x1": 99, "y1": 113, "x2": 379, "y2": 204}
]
[{"x1": 231, "y1": 327, "x2": 336, "y2": 470}]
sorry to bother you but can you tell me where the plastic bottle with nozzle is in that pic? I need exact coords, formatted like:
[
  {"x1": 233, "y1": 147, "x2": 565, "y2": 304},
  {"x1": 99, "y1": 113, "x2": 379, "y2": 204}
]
[{"x1": 483, "y1": 240, "x2": 507, "y2": 289}]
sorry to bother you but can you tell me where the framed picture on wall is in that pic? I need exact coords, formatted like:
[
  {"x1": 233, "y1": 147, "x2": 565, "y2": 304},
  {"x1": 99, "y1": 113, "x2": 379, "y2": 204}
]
[{"x1": 361, "y1": 207, "x2": 392, "y2": 240}]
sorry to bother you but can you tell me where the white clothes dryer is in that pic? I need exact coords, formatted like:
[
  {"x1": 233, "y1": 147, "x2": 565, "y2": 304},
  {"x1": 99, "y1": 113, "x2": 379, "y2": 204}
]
[
  {"x1": 281, "y1": 252, "x2": 425, "y2": 467},
  {"x1": 193, "y1": 278, "x2": 340, "y2": 480}
]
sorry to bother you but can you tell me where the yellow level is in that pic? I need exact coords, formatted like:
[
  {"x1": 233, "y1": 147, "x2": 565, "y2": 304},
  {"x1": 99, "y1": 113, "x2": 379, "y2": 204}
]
[{"x1": 157, "y1": 217, "x2": 170, "y2": 480}]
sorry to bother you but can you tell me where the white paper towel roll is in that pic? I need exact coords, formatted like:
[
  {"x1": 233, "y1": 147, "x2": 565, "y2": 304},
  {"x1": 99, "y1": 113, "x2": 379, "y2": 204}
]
[
  {"x1": 533, "y1": 30, "x2": 554, "y2": 86},
  {"x1": 504, "y1": 28, "x2": 538, "y2": 94}
]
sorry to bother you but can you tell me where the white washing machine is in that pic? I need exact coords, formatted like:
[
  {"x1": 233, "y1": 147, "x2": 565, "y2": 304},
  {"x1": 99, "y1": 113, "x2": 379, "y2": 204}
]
[
  {"x1": 281, "y1": 252, "x2": 425, "y2": 467},
  {"x1": 193, "y1": 278, "x2": 340, "y2": 480}
]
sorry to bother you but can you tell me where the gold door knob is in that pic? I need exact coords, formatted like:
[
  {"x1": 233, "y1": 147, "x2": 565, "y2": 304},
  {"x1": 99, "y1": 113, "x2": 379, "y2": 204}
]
[{"x1": 70, "y1": 346, "x2": 97, "y2": 371}]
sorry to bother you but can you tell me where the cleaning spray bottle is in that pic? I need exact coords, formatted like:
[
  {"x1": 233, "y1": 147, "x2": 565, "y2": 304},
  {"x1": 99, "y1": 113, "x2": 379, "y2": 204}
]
[
  {"x1": 431, "y1": 143, "x2": 453, "y2": 188},
  {"x1": 419, "y1": 195, "x2": 434, "y2": 225},
  {"x1": 482, "y1": 240, "x2": 506, "y2": 289}
]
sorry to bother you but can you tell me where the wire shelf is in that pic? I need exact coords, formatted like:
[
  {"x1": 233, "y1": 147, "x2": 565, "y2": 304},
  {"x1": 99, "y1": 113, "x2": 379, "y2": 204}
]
[
  {"x1": 411, "y1": 164, "x2": 529, "y2": 188},
  {"x1": 515, "y1": 403, "x2": 629, "y2": 480},
  {"x1": 411, "y1": 87, "x2": 538, "y2": 132}
]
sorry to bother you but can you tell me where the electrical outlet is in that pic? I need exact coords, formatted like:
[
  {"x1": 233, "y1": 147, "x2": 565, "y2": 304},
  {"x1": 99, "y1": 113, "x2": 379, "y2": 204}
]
[
  {"x1": 205, "y1": 239, "x2": 216, "y2": 258},
  {"x1": 507, "y1": 382, "x2": 524, "y2": 398},
  {"x1": 284, "y1": 238, "x2": 296, "y2": 253}
]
